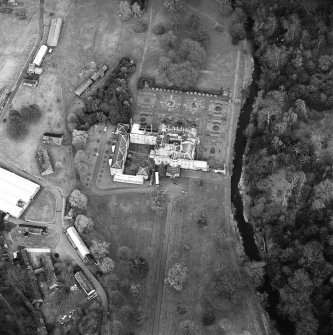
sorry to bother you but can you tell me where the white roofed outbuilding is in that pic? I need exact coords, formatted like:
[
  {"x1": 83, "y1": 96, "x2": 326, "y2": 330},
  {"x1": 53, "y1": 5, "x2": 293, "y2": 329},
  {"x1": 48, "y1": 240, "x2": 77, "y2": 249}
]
[
  {"x1": 66, "y1": 226, "x2": 90, "y2": 259},
  {"x1": 0, "y1": 167, "x2": 40, "y2": 218},
  {"x1": 33, "y1": 45, "x2": 48, "y2": 67}
]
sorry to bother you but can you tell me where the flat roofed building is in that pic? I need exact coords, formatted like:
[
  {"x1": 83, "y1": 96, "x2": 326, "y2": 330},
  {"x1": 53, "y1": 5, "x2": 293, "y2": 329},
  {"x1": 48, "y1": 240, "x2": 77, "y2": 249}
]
[
  {"x1": 23, "y1": 79, "x2": 38, "y2": 87},
  {"x1": 47, "y1": 17, "x2": 63, "y2": 47},
  {"x1": 113, "y1": 174, "x2": 144, "y2": 185},
  {"x1": 0, "y1": 168, "x2": 40, "y2": 218},
  {"x1": 166, "y1": 165, "x2": 180, "y2": 178},
  {"x1": 42, "y1": 132, "x2": 64, "y2": 145},
  {"x1": 130, "y1": 123, "x2": 157, "y2": 145}
]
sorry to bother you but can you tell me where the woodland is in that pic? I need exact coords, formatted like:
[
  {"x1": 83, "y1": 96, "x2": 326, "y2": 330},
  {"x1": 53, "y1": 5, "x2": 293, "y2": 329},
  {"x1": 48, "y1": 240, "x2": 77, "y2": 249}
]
[{"x1": 239, "y1": 0, "x2": 333, "y2": 334}]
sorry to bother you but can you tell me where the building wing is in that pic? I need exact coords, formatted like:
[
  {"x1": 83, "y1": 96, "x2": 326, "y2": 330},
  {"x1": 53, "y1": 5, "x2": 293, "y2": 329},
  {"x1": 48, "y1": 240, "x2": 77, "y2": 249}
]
[
  {"x1": 110, "y1": 134, "x2": 129, "y2": 170},
  {"x1": 0, "y1": 168, "x2": 40, "y2": 218}
]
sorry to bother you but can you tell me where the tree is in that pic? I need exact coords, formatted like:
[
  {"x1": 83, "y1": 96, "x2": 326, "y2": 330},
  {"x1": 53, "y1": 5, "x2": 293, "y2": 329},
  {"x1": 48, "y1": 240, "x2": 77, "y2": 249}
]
[
  {"x1": 166, "y1": 62, "x2": 198, "y2": 89},
  {"x1": 194, "y1": 28, "x2": 209, "y2": 45},
  {"x1": 20, "y1": 104, "x2": 42, "y2": 123},
  {"x1": 167, "y1": 263, "x2": 188, "y2": 291},
  {"x1": 164, "y1": 0, "x2": 184, "y2": 14},
  {"x1": 165, "y1": 30, "x2": 177, "y2": 49},
  {"x1": 262, "y1": 45, "x2": 290, "y2": 71},
  {"x1": 99, "y1": 257, "x2": 115, "y2": 273},
  {"x1": 318, "y1": 55, "x2": 333, "y2": 72},
  {"x1": 188, "y1": 13, "x2": 200, "y2": 31},
  {"x1": 153, "y1": 23, "x2": 166, "y2": 35},
  {"x1": 229, "y1": 21, "x2": 246, "y2": 44},
  {"x1": 74, "y1": 150, "x2": 89, "y2": 176},
  {"x1": 179, "y1": 319, "x2": 194, "y2": 335},
  {"x1": 129, "y1": 256, "x2": 149, "y2": 279},
  {"x1": 132, "y1": 2, "x2": 144, "y2": 17},
  {"x1": 111, "y1": 321, "x2": 124, "y2": 335},
  {"x1": 72, "y1": 129, "x2": 88, "y2": 150},
  {"x1": 208, "y1": 269, "x2": 245, "y2": 303},
  {"x1": 109, "y1": 290, "x2": 125, "y2": 308},
  {"x1": 244, "y1": 261, "x2": 266, "y2": 288},
  {"x1": 6, "y1": 110, "x2": 28, "y2": 140},
  {"x1": 202, "y1": 311, "x2": 215, "y2": 326},
  {"x1": 147, "y1": 187, "x2": 168, "y2": 216},
  {"x1": 216, "y1": 0, "x2": 233, "y2": 16},
  {"x1": 312, "y1": 179, "x2": 333, "y2": 210},
  {"x1": 75, "y1": 215, "x2": 94, "y2": 234},
  {"x1": 129, "y1": 283, "x2": 144, "y2": 301},
  {"x1": 119, "y1": 0, "x2": 133, "y2": 20},
  {"x1": 55, "y1": 161, "x2": 63, "y2": 170},
  {"x1": 69, "y1": 189, "x2": 88, "y2": 210},
  {"x1": 78, "y1": 301, "x2": 102, "y2": 335},
  {"x1": 159, "y1": 56, "x2": 171, "y2": 71},
  {"x1": 179, "y1": 38, "x2": 206, "y2": 68},
  {"x1": 133, "y1": 20, "x2": 147, "y2": 33},
  {"x1": 117, "y1": 246, "x2": 133, "y2": 261},
  {"x1": 90, "y1": 239, "x2": 110, "y2": 260},
  {"x1": 278, "y1": 269, "x2": 313, "y2": 321}
]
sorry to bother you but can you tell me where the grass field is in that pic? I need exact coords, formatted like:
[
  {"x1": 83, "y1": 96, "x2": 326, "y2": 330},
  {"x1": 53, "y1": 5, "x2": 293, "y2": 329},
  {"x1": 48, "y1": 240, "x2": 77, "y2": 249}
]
[
  {"x1": 87, "y1": 177, "x2": 267, "y2": 335},
  {"x1": 158, "y1": 178, "x2": 267, "y2": 335},
  {"x1": 56, "y1": 0, "x2": 148, "y2": 108},
  {"x1": 0, "y1": 0, "x2": 39, "y2": 88},
  {"x1": 0, "y1": 58, "x2": 66, "y2": 173},
  {"x1": 25, "y1": 188, "x2": 57, "y2": 223},
  {"x1": 87, "y1": 191, "x2": 166, "y2": 334},
  {"x1": 10, "y1": 226, "x2": 59, "y2": 249}
]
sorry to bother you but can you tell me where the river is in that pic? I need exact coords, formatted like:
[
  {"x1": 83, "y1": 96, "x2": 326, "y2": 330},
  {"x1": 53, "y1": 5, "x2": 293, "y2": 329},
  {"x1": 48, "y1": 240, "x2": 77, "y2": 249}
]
[{"x1": 230, "y1": 61, "x2": 295, "y2": 335}]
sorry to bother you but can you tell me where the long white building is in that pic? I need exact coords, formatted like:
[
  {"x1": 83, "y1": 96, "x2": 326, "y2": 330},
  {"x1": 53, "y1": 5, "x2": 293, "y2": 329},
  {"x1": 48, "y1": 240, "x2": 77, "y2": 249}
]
[
  {"x1": 66, "y1": 226, "x2": 90, "y2": 260},
  {"x1": 33, "y1": 45, "x2": 48, "y2": 67},
  {"x1": 0, "y1": 168, "x2": 40, "y2": 218}
]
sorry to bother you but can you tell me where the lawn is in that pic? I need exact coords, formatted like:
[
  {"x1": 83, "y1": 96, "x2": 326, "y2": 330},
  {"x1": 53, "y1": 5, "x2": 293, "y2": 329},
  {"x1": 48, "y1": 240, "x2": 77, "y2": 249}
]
[
  {"x1": 10, "y1": 226, "x2": 59, "y2": 249},
  {"x1": 158, "y1": 178, "x2": 267, "y2": 335},
  {"x1": 86, "y1": 176, "x2": 268, "y2": 335},
  {"x1": 0, "y1": 60, "x2": 66, "y2": 176},
  {"x1": 0, "y1": 0, "x2": 39, "y2": 88},
  {"x1": 87, "y1": 191, "x2": 167, "y2": 335},
  {"x1": 25, "y1": 188, "x2": 57, "y2": 223},
  {"x1": 139, "y1": 0, "x2": 248, "y2": 92},
  {"x1": 56, "y1": 0, "x2": 148, "y2": 108}
]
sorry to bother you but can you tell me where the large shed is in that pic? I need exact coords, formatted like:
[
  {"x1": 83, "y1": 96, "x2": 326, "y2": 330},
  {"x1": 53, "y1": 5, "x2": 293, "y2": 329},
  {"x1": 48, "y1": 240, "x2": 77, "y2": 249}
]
[
  {"x1": 47, "y1": 17, "x2": 63, "y2": 47},
  {"x1": 66, "y1": 226, "x2": 90, "y2": 259},
  {"x1": 33, "y1": 45, "x2": 48, "y2": 67},
  {"x1": 0, "y1": 167, "x2": 40, "y2": 218}
]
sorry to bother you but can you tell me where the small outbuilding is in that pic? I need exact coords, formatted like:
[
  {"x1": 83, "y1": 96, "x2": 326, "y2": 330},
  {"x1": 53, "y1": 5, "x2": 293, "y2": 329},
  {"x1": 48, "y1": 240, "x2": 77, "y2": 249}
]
[
  {"x1": 42, "y1": 132, "x2": 64, "y2": 145},
  {"x1": 35, "y1": 148, "x2": 54, "y2": 176},
  {"x1": 166, "y1": 165, "x2": 180, "y2": 178}
]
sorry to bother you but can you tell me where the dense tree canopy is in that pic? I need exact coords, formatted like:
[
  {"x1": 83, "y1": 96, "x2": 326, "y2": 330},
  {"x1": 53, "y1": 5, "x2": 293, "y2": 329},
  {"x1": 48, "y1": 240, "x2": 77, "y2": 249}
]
[{"x1": 241, "y1": 0, "x2": 333, "y2": 333}]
